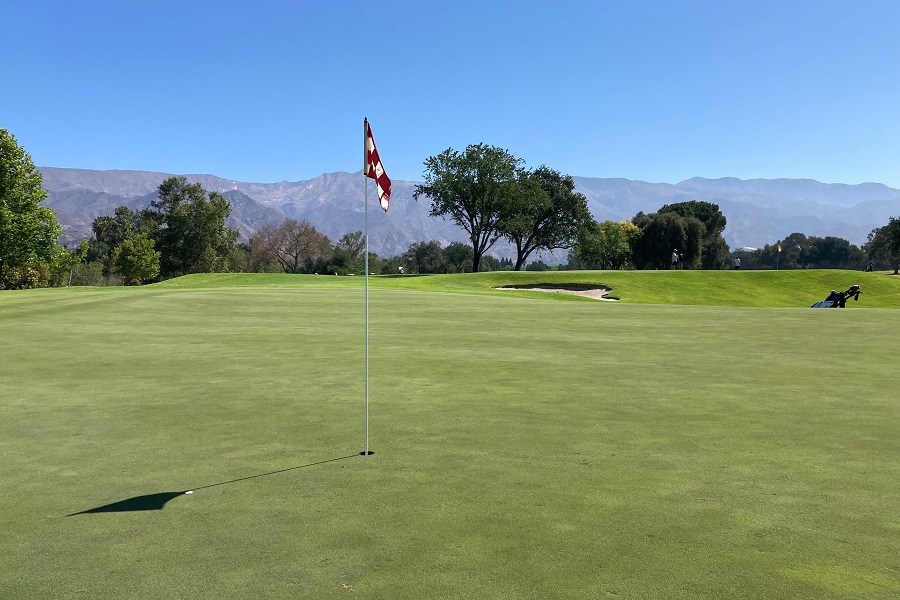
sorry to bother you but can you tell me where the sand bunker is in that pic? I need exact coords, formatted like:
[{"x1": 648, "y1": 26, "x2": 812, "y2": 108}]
[{"x1": 495, "y1": 284, "x2": 616, "y2": 301}]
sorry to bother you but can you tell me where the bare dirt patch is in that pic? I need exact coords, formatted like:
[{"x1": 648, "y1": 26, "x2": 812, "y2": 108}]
[{"x1": 495, "y1": 284, "x2": 617, "y2": 301}]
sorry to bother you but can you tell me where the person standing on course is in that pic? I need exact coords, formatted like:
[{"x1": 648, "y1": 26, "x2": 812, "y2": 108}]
[
  {"x1": 672, "y1": 249, "x2": 679, "y2": 270},
  {"x1": 734, "y1": 257, "x2": 741, "y2": 270}
]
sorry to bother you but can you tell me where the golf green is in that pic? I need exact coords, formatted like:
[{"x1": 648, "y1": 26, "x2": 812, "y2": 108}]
[{"x1": 1, "y1": 280, "x2": 898, "y2": 599}]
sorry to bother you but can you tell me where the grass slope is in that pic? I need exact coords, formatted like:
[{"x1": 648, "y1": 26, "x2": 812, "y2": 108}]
[
  {"x1": 1, "y1": 275, "x2": 899, "y2": 599},
  {"x1": 149, "y1": 269, "x2": 900, "y2": 308}
]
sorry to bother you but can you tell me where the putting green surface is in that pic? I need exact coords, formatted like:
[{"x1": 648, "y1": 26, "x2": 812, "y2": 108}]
[{"x1": 2, "y1": 275, "x2": 899, "y2": 599}]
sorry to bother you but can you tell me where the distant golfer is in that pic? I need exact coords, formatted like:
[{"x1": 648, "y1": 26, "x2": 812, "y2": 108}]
[
  {"x1": 734, "y1": 257, "x2": 741, "y2": 270},
  {"x1": 672, "y1": 249, "x2": 679, "y2": 269},
  {"x1": 398, "y1": 266, "x2": 404, "y2": 275}
]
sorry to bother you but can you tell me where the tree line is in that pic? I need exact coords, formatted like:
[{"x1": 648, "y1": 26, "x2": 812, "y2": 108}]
[
  {"x1": 565, "y1": 200, "x2": 731, "y2": 270},
  {"x1": 730, "y1": 232, "x2": 880, "y2": 272},
  {"x1": 3, "y1": 128, "x2": 900, "y2": 289}
]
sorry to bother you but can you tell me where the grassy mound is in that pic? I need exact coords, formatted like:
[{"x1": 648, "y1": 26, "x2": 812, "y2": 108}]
[{"x1": 151, "y1": 269, "x2": 900, "y2": 308}]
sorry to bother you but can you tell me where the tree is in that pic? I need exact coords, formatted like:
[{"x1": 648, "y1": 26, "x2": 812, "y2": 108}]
[
  {"x1": 499, "y1": 166, "x2": 592, "y2": 270},
  {"x1": 52, "y1": 240, "x2": 89, "y2": 287},
  {"x1": 658, "y1": 201, "x2": 730, "y2": 269},
  {"x1": 0, "y1": 129, "x2": 62, "y2": 289},
  {"x1": 89, "y1": 206, "x2": 157, "y2": 277},
  {"x1": 114, "y1": 233, "x2": 160, "y2": 285},
  {"x1": 891, "y1": 218, "x2": 900, "y2": 272},
  {"x1": 329, "y1": 231, "x2": 365, "y2": 274},
  {"x1": 228, "y1": 242, "x2": 252, "y2": 274},
  {"x1": 444, "y1": 242, "x2": 474, "y2": 273},
  {"x1": 92, "y1": 206, "x2": 148, "y2": 248},
  {"x1": 773, "y1": 233, "x2": 807, "y2": 270},
  {"x1": 377, "y1": 255, "x2": 404, "y2": 275},
  {"x1": 747, "y1": 232, "x2": 865, "y2": 270},
  {"x1": 749, "y1": 232, "x2": 807, "y2": 270},
  {"x1": 574, "y1": 220, "x2": 640, "y2": 269},
  {"x1": 92, "y1": 215, "x2": 118, "y2": 246},
  {"x1": 864, "y1": 217, "x2": 900, "y2": 274},
  {"x1": 631, "y1": 211, "x2": 703, "y2": 269},
  {"x1": 402, "y1": 240, "x2": 447, "y2": 274},
  {"x1": 803, "y1": 236, "x2": 865, "y2": 269},
  {"x1": 148, "y1": 177, "x2": 238, "y2": 277},
  {"x1": 478, "y1": 254, "x2": 504, "y2": 271},
  {"x1": 250, "y1": 218, "x2": 331, "y2": 274},
  {"x1": 69, "y1": 261, "x2": 105, "y2": 286},
  {"x1": 525, "y1": 259, "x2": 553, "y2": 271},
  {"x1": 337, "y1": 231, "x2": 365, "y2": 262},
  {"x1": 414, "y1": 144, "x2": 521, "y2": 272}
]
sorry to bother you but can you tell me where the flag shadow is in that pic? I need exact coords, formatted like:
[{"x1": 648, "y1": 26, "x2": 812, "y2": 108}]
[
  {"x1": 70, "y1": 491, "x2": 186, "y2": 514},
  {"x1": 69, "y1": 454, "x2": 359, "y2": 516}
]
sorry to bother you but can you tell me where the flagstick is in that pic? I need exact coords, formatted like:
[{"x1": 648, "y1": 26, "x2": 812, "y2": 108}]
[
  {"x1": 364, "y1": 172, "x2": 370, "y2": 456},
  {"x1": 362, "y1": 118, "x2": 372, "y2": 456}
]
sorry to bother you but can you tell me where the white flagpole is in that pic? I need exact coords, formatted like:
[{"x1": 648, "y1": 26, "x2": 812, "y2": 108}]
[{"x1": 363, "y1": 118, "x2": 371, "y2": 456}]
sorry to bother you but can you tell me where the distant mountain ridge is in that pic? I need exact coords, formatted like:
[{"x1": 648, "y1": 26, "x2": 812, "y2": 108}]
[{"x1": 39, "y1": 167, "x2": 900, "y2": 258}]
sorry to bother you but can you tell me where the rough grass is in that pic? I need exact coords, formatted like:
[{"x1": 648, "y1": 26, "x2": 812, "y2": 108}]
[{"x1": 1, "y1": 273, "x2": 899, "y2": 599}]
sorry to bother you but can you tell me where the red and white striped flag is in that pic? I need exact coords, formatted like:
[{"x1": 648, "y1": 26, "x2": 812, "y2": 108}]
[{"x1": 364, "y1": 119, "x2": 391, "y2": 212}]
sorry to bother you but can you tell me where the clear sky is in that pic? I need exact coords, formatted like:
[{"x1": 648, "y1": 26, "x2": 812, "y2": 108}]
[{"x1": 3, "y1": 1, "x2": 899, "y2": 187}]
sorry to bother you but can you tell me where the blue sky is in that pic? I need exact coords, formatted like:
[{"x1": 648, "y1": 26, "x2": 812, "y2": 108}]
[{"x1": 3, "y1": 0, "x2": 899, "y2": 187}]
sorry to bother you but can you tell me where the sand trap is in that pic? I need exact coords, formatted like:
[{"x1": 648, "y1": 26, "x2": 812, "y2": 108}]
[{"x1": 495, "y1": 284, "x2": 617, "y2": 301}]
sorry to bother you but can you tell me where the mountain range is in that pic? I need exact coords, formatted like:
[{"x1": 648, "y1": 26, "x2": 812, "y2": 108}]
[{"x1": 40, "y1": 167, "x2": 900, "y2": 260}]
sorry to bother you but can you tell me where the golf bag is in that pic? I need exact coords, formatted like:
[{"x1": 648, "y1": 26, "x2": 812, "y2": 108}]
[{"x1": 811, "y1": 285, "x2": 861, "y2": 308}]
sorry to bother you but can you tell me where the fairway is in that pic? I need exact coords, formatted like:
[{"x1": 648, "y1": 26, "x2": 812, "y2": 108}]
[{"x1": 2, "y1": 278, "x2": 899, "y2": 599}]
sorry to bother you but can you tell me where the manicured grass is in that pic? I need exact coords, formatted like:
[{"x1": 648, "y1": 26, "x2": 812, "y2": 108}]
[
  {"x1": 1, "y1": 275, "x2": 899, "y2": 599},
  {"x1": 151, "y1": 268, "x2": 900, "y2": 307}
]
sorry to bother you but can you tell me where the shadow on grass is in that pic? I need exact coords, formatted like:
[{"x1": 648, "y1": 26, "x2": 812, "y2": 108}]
[{"x1": 69, "y1": 454, "x2": 359, "y2": 515}]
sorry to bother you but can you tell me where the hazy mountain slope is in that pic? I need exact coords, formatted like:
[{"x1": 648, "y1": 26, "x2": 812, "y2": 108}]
[
  {"x1": 220, "y1": 190, "x2": 286, "y2": 240},
  {"x1": 39, "y1": 167, "x2": 900, "y2": 255},
  {"x1": 673, "y1": 177, "x2": 900, "y2": 248},
  {"x1": 40, "y1": 168, "x2": 468, "y2": 255},
  {"x1": 677, "y1": 177, "x2": 900, "y2": 207}
]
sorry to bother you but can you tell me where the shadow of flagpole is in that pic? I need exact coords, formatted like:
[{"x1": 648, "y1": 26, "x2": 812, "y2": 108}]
[{"x1": 69, "y1": 454, "x2": 360, "y2": 515}]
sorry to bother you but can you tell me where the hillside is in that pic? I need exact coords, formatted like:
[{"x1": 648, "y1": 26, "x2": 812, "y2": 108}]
[{"x1": 148, "y1": 269, "x2": 900, "y2": 309}]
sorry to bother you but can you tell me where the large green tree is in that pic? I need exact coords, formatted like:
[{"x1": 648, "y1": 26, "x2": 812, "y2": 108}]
[
  {"x1": 89, "y1": 205, "x2": 157, "y2": 276},
  {"x1": 414, "y1": 144, "x2": 521, "y2": 272},
  {"x1": 573, "y1": 220, "x2": 640, "y2": 270},
  {"x1": 328, "y1": 231, "x2": 365, "y2": 274},
  {"x1": 114, "y1": 233, "x2": 160, "y2": 285},
  {"x1": 402, "y1": 240, "x2": 447, "y2": 274},
  {"x1": 658, "y1": 201, "x2": 730, "y2": 269},
  {"x1": 631, "y1": 211, "x2": 703, "y2": 269},
  {"x1": 499, "y1": 166, "x2": 591, "y2": 270},
  {"x1": 443, "y1": 242, "x2": 474, "y2": 273},
  {"x1": 803, "y1": 236, "x2": 865, "y2": 269},
  {"x1": 864, "y1": 217, "x2": 900, "y2": 275},
  {"x1": 148, "y1": 177, "x2": 238, "y2": 277},
  {"x1": 0, "y1": 129, "x2": 62, "y2": 289}
]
